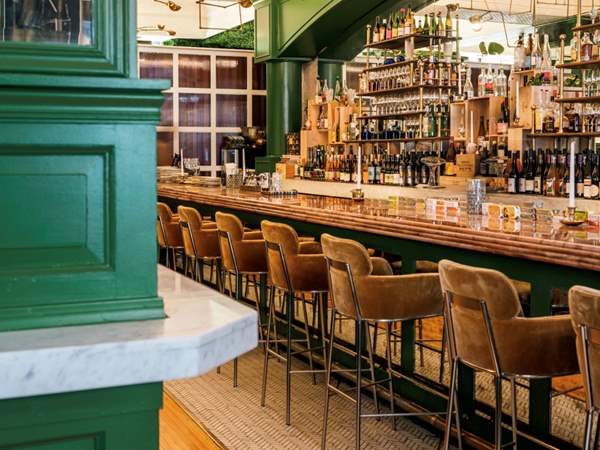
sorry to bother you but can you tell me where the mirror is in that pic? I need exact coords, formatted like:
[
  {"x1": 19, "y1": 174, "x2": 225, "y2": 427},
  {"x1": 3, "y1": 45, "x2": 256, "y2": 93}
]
[{"x1": 0, "y1": 0, "x2": 93, "y2": 45}]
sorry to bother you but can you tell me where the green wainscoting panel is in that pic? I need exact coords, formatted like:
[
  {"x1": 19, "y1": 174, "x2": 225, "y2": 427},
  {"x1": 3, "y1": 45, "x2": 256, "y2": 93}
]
[{"x1": 0, "y1": 383, "x2": 162, "y2": 450}]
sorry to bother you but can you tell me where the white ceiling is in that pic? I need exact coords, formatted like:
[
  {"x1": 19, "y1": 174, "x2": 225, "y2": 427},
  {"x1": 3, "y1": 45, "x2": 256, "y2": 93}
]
[{"x1": 137, "y1": 0, "x2": 254, "y2": 42}]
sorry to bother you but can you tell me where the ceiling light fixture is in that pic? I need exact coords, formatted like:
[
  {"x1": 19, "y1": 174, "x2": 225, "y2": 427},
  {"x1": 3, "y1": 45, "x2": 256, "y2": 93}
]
[
  {"x1": 137, "y1": 24, "x2": 177, "y2": 36},
  {"x1": 153, "y1": 0, "x2": 182, "y2": 11},
  {"x1": 196, "y1": 0, "x2": 253, "y2": 32}
]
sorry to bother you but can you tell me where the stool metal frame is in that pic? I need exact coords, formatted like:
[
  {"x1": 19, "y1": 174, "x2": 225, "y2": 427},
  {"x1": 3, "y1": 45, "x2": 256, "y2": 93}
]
[
  {"x1": 322, "y1": 257, "x2": 453, "y2": 450},
  {"x1": 443, "y1": 291, "x2": 576, "y2": 450},
  {"x1": 180, "y1": 220, "x2": 221, "y2": 289},
  {"x1": 580, "y1": 324, "x2": 600, "y2": 450},
  {"x1": 260, "y1": 240, "x2": 329, "y2": 425},
  {"x1": 157, "y1": 213, "x2": 179, "y2": 270},
  {"x1": 217, "y1": 229, "x2": 268, "y2": 388}
]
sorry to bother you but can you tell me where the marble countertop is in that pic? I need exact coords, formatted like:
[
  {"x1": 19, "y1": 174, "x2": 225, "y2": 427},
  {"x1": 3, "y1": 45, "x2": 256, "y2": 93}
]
[
  {"x1": 158, "y1": 183, "x2": 600, "y2": 272},
  {"x1": 0, "y1": 265, "x2": 257, "y2": 400}
]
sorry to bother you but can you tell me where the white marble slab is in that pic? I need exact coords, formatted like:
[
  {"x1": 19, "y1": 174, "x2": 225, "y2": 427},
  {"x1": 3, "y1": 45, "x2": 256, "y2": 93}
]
[{"x1": 0, "y1": 265, "x2": 257, "y2": 400}]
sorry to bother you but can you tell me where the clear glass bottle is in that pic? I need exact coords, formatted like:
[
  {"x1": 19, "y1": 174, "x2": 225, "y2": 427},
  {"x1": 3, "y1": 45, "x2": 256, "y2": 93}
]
[
  {"x1": 582, "y1": 32, "x2": 593, "y2": 62},
  {"x1": 570, "y1": 33, "x2": 579, "y2": 62},
  {"x1": 477, "y1": 68, "x2": 485, "y2": 97},
  {"x1": 514, "y1": 33, "x2": 525, "y2": 70},
  {"x1": 532, "y1": 32, "x2": 543, "y2": 69},
  {"x1": 464, "y1": 65, "x2": 474, "y2": 99}
]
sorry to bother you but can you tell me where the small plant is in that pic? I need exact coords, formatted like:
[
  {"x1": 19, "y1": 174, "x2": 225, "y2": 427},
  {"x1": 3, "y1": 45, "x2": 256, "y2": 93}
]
[{"x1": 479, "y1": 41, "x2": 505, "y2": 55}]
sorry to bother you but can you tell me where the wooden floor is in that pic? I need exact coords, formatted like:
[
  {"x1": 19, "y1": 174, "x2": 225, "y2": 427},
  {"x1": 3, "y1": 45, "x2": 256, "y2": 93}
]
[{"x1": 160, "y1": 391, "x2": 223, "y2": 450}]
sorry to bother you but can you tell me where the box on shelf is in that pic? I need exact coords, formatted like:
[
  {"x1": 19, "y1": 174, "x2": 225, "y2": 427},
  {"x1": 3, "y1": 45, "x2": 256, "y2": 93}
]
[
  {"x1": 275, "y1": 163, "x2": 296, "y2": 179},
  {"x1": 455, "y1": 153, "x2": 480, "y2": 178}
]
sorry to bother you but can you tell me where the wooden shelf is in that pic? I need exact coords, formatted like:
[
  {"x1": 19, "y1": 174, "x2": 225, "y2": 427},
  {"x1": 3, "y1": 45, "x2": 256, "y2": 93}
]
[
  {"x1": 344, "y1": 136, "x2": 450, "y2": 143},
  {"x1": 365, "y1": 33, "x2": 460, "y2": 51},
  {"x1": 358, "y1": 84, "x2": 458, "y2": 97},
  {"x1": 362, "y1": 59, "x2": 460, "y2": 73},
  {"x1": 556, "y1": 60, "x2": 600, "y2": 70},
  {"x1": 572, "y1": 22, "x2": 600, "y2": 32},
  {"x1": 357, "y1": 111, "x2": 426, "y2": 120},
  {"x1": 529, "y1": 132, "x2": 600, "y2": 138},
  {"x1": 466, "y1": 95, "x2": 507, "y2": 102},
  {"x1": 556, "y1": 95, "x2": 600, "y2": 104}
]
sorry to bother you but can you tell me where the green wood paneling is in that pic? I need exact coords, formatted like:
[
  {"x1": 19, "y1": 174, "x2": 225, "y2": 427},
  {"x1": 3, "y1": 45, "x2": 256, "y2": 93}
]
[{"x1": 0, "y1": 383, "x2": 162, "y2": 450}]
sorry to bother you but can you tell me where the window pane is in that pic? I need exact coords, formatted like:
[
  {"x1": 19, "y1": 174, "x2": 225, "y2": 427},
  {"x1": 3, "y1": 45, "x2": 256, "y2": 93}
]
[
  {"x1": 160, "y1": 93, "x2": 173, "y2": 127},
  {"x1": 179, "y1": 133, "x2": 211, "y2": 165},
  {"x1": 252, "y1": 95, "x2": 266, "y2": 128},
  {"x1": 216, "y1": 56, "x2": 247, "y2": 89},
  {"x1": 157, "y1": 132, "x2": 173, "y2": 166},
  {"x1": 140, "y1": 53, "x2": 173, "y2": 86},
  {"x1": 253, "y1": 62, "x2": 266, "y2": 90},
  {"x1": 179, "y1": 94, "x2": 210, "y2": 127},
  {"x1": 2, "y1": 0, "x2": 93, "y2": 45},
  {"x1": 179, "y1": 54, "x2": 210, "y2": 88},
  {"x1": 216, "y1": 95, "x2": 246, "y2": 127}
]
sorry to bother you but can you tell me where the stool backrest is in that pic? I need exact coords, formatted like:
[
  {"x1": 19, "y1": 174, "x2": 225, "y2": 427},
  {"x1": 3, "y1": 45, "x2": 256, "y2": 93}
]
[
  {"x1": 261, "y1": 221, "x2": 299, "y2": 290},
  {"x1": 178, "y1": 206, "x2": 219, "y2": 259},
  {"x1": 157, "y1": 202, "x2": 175, "y2": 247},
  {"x1": 438, "y1": 259, "x2": 522, "y2": 374},
  {"x1": 215, "y1": 212, "x2": 244, "y2": 272},
  {"x1": 321, "y1": 233, "x2": 372, "y2": 319},
  {"x1": 570, "y1": 285, "x2": 600, "y2": 410}
]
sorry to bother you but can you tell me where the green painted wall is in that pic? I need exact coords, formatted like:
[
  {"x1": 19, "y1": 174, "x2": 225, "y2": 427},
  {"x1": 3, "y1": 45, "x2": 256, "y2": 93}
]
[{"x1": 0, "y1": 0, "x2": 167, "y2": 447}]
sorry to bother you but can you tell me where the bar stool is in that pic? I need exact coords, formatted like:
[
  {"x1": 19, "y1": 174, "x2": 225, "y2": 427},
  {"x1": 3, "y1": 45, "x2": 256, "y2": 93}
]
[
  {"x1": 439, "y1": 259, "x2": 579, "y2": 450},
  {"x1": 569, "y1": 285, "x2": 600, "y2": 450},
  {"x1": 215, "y1": 211, "x2": 268, "y2": 387},
  {"x1": 157, "y1": 202, "x2": 184, "y2": 270},
  {"x1": 177, "y1": 206, "x2": 221, "y2": 288},
  {"x1": 259, "y1": 220, "x2": 329, "y2": 425},
  {"x1": 320, "y1": 233, "x2": 451, "y2": 450}
]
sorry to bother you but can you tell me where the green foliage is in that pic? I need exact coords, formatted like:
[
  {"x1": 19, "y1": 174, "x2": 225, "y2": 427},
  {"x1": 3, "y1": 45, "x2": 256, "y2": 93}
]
[
  {"x1": 479, "y1": 41, "x2": 504, "y2": 55},
  {"x1": 164, "y1": 21, "x2": 254, "y2": 49}
]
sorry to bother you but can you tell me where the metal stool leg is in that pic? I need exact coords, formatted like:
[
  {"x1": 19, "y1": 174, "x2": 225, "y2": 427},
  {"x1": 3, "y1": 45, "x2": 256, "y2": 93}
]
[
  {"x1": 364, "y1": 321, "x2": 380, "y2": 419},
  {"x1": 232, "y1": 272, "x2": 242, "y2": 388},
  {"x1": 442, "y1": 358, "x2": 462, "y2": 450},
  {"x1": 510, "y1": 377, "x2": 518, "y2": 449},
  {"x1": 594, "y1": 412, "x2": 600, "y2": 450},
  {"x1": 494, "y1": 376, "x2": 503, "y2": 450},
  {"x1": 356, "y1": 319, "x2": 363, "y2": 450},
  {"x1": 585, "y1": 408, "x2": 594, "y2": 450},
  {"x1": 439, "y1": 322, "x2": 447, "y2": 384},
  {"x1": 300, "y1": 295, "x2": 317, "y2": 385},
  {"x1": 321, "y1": 308, "x2": 337, "y2": 450},
  {"x1": 261, "y1": 285, "x2": 277, "y2": 407},
  {"x1": 286, "y1": 290, "x2": 293, "y2": 425},
  {"x1": 418, "y1": 318, "x2": 425, "y2": 367},
  {"x1": 385, "y1": 322, "x2": 396, "y2": 431}
]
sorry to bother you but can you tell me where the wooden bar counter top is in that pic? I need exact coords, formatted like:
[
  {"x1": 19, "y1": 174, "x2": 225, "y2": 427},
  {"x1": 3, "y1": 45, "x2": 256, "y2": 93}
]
[{"x1": 158, "y1": 183, "x2": 600, "y2": 272}]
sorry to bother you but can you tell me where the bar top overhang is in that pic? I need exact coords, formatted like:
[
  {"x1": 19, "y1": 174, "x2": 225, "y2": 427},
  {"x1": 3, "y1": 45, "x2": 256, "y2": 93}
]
[
  {"x1": 158, "y1": 183, "x2": 600, "y2": 272},
  {"x1": 0, "y1": 266, "x2": 258, "y2": 400}
]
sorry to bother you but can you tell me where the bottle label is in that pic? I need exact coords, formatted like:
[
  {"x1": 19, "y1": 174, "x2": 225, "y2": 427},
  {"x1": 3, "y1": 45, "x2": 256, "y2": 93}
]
[
  {"x1": 518, "y1": 178, "x2": 526, "y2": 193},
  {"x1": 507, "y1": 178, "x2": 516, "y2": 193},
  {"x1": 590, "y1": 184, "x2": 600, "y2": 198},
  {"x1": 525, "y1": 179, "x2": 535, "y2": 193},
  {"x1": 546, "y1": 178, "x2": 555, "y2": 195},
  {"x1": 534, "y1": 177, "x2": 542, "y2": 193},
  {"x1": 577, "y1": 182, "x2": 584, "y2": 196}
]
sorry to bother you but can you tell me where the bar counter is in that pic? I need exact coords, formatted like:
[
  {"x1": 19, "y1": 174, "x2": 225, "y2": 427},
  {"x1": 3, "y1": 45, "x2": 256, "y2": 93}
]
[
  {"x1": 158, "y1": 182, "x2": 600, "y2": 449},
  {"x1": 158, "y1": 183, "x2": 600, "y2": 272}
]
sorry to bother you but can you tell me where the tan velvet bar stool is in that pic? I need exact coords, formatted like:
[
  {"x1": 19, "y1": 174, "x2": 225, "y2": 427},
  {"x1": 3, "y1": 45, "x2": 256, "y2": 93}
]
[
  {"x1": 157, "y1": 202, "x2": 184, "y2": 270},
  {"x1": 439, "y1": 259, "x2": 579, "y2": 450},
  {"x1": 259, "y1": 220, "x2": 329, "y2": 425},
  {"x1": 320, "y1": 234, "x2": 450, "y2": 450},
  {"x1": 569, "y1": 285, "x2": 600, "y2": 450},
  {"x1": 215, "y1": 211, "x2": 268, "y2": 387},
  {"x1": 177, "y1": 206, "x2": 221, "y2": 288}
]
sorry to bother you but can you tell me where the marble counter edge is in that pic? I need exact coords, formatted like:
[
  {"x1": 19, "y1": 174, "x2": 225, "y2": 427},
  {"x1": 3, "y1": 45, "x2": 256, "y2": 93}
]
[{"x1": 0, "y1": 266, "x2": 258, "y2": 400}]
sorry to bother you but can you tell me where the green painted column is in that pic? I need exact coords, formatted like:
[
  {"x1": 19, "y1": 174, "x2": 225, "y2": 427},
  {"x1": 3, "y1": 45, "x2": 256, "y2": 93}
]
[
  {"x1": 318, "y1": 60, "x2": 344, "y2": 88},
  {"x1": 255, "y1": 60, "x2": 303, "y2": 174}
]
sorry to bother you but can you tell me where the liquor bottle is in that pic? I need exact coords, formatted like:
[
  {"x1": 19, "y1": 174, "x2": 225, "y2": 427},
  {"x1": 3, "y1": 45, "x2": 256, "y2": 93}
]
[
  {"x1": 406, "y1": 152, "x2": 414, "y2": 186},
  {"x1": 485, "y1": 66, "x2": 494, "y2": 95},
  {"x1": 303, "y1": 106, "x2": 312, "y2": 130},
  {"x1": 315, "y1": 75, "x2": 322, "y2": 104},
  {"x1": 591, "y1": 150, "x2": 600, "y2": 199},
  {"x1": 386, "y1": 14, "x2": 393, "y2": 40},
  {"x1": 582, "y1": 32, "x2": 593, "y2": 62},
  {"x1": 394, "y1": 11, "x2": 400, "y2": 38},
  {"x1": 367, "y1": 154, "x2": 375, "y2": 184},
  {"x1": 464, "y1": 66, "x2": 474, "y2": 99},
  {"x1": 416, "y1": 18, "x2": 423, "y2": 34},
  {"x1": 532, "y1": 32, "x2": 543, "y2": 70},
  {"x1": 561, "y1": 151, "x2": 570, "y2": 197},
  {"x1": 440, "y1": 104, "x2": 449, "y2": 137},
  {"x1": 514, "y1": 33, "x2": 525, "y2": 70},
  {"x1": 477, "y1": 69, "x2": 485, "y2": 97},
  {"x1": 479, "y1": 144, "x2": 489, "y2": 176},
  {"x1": 584, "y1": 149, "x2": 594, "y2": 198},
  {"x1": 445, "y1": 8, "x2": 452, "y2": 37},
  {"x1": 379, "y1": 17, "x2": 387, "y2": 42},
  {"x1": 576, "y1": 152, "x2": 585, "y2": 197},
  {"x1": 525, "y1": 150, "x2": 535, "y2": 193},
  {"x1": 334, "y1": 76, "x2": 341, "y2": 101},
  {"x1": 517, "y1": 151, "x2": 526, "y2": 193},
  {"x1": 534, "y1": 148, "x2": 544, "y2": 194},
  {"x1": 543, "y1": 107, "x2": 555, "y2": 133},
  {"x1": 541, "y1": 33, "x2": 553, "y2": 83},
  {"x1": 525, "y1": 33, "x2": 533, "y2": 69},
  {"x1": 436, "y1": 12, "x2": 443, "y2": 37},
  {"x1": 373, "y1": 17, "x2": 380, "y2": 43},
  {"x1": 477, "y1": 115, "x2": 487, "y2": 140},
  {"x1": 545, "y1": 149, "x2": 557, "y2": 196},
  {"x1": 406, "y1": 4, "x2": 414, "y2": 35},
  {"x1": 430, "y1": 13, "x2": 437, "y2": 36},
  {"x1": 570, "y1": 33, "x2": 579, "y2": 62},
  {"x1": 321, "y1": 79, "x2": 329, "y2": 104},
  {"x1": 507, "y1": 151, "x2": 518, "y2": 193},
  {"x1": 422, "y1": 13, "x2": 429, "y2": 36},
  {"x1": 428, "y1": 104, "x2": 438, "y2": 137}
]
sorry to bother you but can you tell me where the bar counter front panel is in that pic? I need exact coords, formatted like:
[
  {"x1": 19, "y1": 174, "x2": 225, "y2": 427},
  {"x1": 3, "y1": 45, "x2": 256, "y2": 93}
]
[{"x1": 158, "y1": 183, "x2": 600, "y2": 450}]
